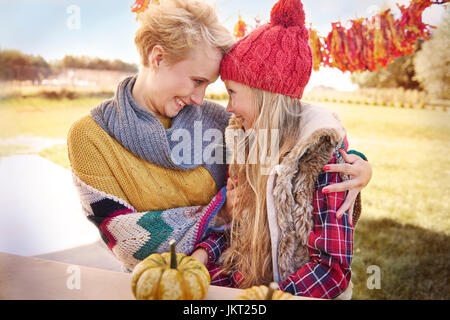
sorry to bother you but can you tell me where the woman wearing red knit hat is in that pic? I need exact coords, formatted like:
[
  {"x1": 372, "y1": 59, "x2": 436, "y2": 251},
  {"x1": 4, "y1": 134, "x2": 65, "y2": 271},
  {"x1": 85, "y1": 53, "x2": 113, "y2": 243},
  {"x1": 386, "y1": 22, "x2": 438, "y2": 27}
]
[{"x1": 193, "y1": 0, "x2": 372, "y2": 299}]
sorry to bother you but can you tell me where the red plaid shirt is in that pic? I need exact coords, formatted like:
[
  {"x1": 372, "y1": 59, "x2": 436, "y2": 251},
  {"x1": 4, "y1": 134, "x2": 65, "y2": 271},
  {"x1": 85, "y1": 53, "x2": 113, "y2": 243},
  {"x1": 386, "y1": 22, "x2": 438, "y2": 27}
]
[{"x1": 194, "y1": 150, "x2": 354, "y2": 299}]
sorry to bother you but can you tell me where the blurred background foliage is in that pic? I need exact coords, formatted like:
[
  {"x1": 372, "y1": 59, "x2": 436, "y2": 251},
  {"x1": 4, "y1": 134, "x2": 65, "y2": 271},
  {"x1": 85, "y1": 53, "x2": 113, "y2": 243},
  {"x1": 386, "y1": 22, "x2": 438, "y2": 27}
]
[
  {"x1": 0, "y1": 50, "x2": 138, "y2": 83},
  {"x1": 0, "y1": 1, "x2": 449, "y2": 301},
  {"x1": 349, "y1": 7, "x2": 449, "y2": 103}
]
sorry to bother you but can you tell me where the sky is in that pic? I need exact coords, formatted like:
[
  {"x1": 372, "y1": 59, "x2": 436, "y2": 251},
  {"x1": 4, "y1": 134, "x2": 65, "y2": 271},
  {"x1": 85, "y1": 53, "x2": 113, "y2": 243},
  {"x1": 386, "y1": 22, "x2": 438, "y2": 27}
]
[{"x1": 0, "y1": 0, "x2": 447, "y2": 91}]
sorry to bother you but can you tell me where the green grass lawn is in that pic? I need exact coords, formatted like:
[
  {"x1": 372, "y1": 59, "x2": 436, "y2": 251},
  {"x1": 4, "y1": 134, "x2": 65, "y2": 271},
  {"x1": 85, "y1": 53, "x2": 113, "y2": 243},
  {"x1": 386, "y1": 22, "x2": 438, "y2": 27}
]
[
  {"x1": 0, "y1": 96, "x2": 104, "y2": 168},
  {"x1": 1, "y1": 97, "x2": 449, "y2": 299},
  {"x1": 321, "y1": 103, "x2": 450, "y2": 299}
]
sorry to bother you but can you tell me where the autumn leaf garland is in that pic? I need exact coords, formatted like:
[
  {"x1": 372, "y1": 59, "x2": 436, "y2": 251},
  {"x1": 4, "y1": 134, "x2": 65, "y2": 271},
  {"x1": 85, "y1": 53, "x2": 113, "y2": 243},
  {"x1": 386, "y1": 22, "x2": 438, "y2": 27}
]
[
  {"x1": 129, "y1": 0, "x2": 448, "y2": 73},
  {"x1": 234, "y1": 0, "x2": 449, "y2": 73}
]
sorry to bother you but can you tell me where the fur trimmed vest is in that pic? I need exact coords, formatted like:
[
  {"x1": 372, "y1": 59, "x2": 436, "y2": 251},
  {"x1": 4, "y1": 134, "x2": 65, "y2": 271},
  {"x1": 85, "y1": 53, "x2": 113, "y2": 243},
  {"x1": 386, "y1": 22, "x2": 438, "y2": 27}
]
[{"x1": 226, "y1": 102, "x2": 361, "y2": 285}]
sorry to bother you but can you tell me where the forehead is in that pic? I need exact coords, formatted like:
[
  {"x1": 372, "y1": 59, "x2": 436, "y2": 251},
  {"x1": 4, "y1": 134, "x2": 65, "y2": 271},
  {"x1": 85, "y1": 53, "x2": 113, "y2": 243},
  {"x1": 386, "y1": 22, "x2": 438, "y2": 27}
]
[
  {"x1": 176, "y1": 43, "x2": 222, "y2": 80},
  {"x1": 224, "y1": 80, "x2": 249, "y2": 91},
  {"x1": 190, "y1": 42, "x2": 223, "y2": 64}
]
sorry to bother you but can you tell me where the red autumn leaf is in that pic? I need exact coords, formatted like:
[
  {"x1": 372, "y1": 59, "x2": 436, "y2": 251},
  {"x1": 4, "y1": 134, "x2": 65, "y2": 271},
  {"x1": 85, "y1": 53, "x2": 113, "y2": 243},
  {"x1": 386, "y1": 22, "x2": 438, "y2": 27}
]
[
  {"x1": 131, "y1": 0, "x2": 153, "y2": 14},
  {"x1": 234, "y1": 14, "x2": 248, "y2": 40}
]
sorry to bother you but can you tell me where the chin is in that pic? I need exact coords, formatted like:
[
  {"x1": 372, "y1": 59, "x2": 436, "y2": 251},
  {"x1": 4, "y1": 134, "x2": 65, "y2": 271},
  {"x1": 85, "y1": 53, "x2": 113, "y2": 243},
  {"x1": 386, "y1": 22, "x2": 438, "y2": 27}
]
[
  {"x1": 166, "y1": 112, "x2": 177, "y2": 119},
  {"x1": 242, "y1": 120, "x2": 251, "y2": 131},
  {"x1": 165, "y1": 108, "x2": 180, "y2": 118}
]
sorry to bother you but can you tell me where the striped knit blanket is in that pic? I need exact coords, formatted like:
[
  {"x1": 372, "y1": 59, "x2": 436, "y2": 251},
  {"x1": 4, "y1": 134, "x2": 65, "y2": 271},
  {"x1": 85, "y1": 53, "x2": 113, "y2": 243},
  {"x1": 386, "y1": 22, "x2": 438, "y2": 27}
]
[{"x1": 73, "y1": 172, "x2": 226, "y2": 271}]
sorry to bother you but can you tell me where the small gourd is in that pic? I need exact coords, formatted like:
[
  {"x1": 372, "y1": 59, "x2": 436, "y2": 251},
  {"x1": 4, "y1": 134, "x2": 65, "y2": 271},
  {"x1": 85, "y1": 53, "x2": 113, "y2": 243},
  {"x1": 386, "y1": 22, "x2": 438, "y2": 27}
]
[
  {"x1": 236, "y1": 282, "x2": 294, "y2": 300},
  {"x1": 131, "y1": 239, "x2": 210, "y2": 300}
]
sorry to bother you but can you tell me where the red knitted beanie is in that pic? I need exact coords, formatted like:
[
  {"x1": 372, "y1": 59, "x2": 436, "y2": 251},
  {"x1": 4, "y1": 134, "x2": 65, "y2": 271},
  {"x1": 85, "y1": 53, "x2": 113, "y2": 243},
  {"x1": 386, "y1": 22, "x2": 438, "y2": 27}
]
[{"x1": 220, "y1": 0, "x2": 312, "y2": 99}]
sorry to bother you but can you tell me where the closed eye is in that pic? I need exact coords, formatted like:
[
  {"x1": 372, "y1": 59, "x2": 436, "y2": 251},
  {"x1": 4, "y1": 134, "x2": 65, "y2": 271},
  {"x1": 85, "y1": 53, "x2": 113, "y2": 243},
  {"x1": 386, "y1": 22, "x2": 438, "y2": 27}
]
[{"x1": 193, "y1": 77, "x2": 209, "y2": 86}]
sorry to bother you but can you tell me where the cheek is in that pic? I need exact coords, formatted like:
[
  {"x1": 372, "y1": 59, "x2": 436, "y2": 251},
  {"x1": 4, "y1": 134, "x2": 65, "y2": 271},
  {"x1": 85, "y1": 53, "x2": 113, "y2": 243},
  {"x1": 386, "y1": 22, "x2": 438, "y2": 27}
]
[
  {"x1": 231, "y1": 96, "x2": 251, "y2": 115},
  {"x1": 243, "y1": 96, "x2": 256, "y2": 120},
  {"x1": 157, "y1": 68, "x2": 192, "y2": 98},
  {"x1": 173, "y1": 78, "x2": 194, "y2": 96}
]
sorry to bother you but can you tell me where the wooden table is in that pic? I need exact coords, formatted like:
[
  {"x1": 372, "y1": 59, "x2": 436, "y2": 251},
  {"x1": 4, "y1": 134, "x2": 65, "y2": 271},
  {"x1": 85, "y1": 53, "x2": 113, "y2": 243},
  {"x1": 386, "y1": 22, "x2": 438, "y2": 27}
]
[{"x1": 0, "y1": 252, "x2": 313, "y2": 300}]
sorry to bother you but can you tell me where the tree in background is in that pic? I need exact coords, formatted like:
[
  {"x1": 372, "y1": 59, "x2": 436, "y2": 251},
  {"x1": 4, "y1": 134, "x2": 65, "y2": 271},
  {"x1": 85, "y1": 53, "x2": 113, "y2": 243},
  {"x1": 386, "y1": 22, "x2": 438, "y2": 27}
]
[
  {"x1": 414, "y1": 8, "x2": 450, "y2": 99},
  {"x1": 0, "y1": 50, "x2": 51, "y2": 82},
  {"x1": 0, "y1": 50, "x2": 139, "y2": 82},
  {"x1": 57, "y1": 55, "x2": 138, "y2": 73},
  {"x1": 350, "y1": 45, "x2": 422, "y2": 90}
]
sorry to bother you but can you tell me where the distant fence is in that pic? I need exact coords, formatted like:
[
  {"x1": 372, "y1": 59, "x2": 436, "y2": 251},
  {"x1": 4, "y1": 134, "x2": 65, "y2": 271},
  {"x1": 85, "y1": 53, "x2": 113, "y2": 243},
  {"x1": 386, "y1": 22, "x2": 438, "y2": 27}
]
[
  {"x1": 0, "y1": 68, "x2": 136, "y2": 99},
  {"x1": 2, "y1": 76, "x2": 449, "y2": 113},
  {"x1": 303, "y1": 88, "x2": 449, "y2": 112}
]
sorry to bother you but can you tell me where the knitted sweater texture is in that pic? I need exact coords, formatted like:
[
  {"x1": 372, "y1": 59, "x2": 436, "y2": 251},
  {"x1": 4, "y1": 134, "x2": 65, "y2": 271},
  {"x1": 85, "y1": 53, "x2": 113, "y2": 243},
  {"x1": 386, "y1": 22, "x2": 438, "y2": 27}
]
[
  {"x1": 91, "y1": 76, "x2": 230, "y2": 189},
  {"x1": 67, "y1": 77, "x2": 230, "y2": 270}
]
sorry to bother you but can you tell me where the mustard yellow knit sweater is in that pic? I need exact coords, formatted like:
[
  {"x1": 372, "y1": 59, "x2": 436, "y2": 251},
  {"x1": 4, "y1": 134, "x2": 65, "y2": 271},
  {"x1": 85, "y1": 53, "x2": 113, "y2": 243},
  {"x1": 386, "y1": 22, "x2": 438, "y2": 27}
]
[
  {"x1": 67, "y1": 114, "x2": 227, "y2": 270},
  {"x1": 68, "y1": 114, "x2": 217, "y2": 212}
]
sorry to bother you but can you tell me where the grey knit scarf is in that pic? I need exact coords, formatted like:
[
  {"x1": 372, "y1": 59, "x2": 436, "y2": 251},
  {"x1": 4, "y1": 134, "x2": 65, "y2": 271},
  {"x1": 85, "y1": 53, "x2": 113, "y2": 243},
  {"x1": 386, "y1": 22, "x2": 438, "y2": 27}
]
[{"x1": 91, "y1": 76, "x2": 230, "y2": 189}]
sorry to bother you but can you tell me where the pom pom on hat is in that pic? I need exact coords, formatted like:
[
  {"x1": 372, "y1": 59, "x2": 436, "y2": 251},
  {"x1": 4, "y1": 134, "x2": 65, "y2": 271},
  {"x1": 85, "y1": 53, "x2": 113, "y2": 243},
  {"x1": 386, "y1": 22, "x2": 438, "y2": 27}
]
[{"x1": 271, "y1": 0, "x2": 305, "y2": 28}]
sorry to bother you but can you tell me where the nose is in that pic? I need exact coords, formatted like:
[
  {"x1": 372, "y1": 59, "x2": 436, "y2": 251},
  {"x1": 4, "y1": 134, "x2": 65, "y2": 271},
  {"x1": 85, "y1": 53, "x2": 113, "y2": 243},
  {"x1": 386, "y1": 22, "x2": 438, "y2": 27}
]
[
  {"x1": 226, "y1": 100, "x2": 233, "y2": 113},
  {"x1": 190, "y1": 87, "x2": 206, "y2": 106}
]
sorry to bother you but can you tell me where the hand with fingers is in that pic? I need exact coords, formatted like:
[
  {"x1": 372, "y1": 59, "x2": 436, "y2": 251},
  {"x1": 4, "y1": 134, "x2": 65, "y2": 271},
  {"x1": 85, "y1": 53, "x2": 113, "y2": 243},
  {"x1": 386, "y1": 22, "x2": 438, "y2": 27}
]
[
  {"x1": 322, "y1": 148, "x2": 372, "y2": 226},
  {"x1": 216, "y1": 177, "x2": 238, "y2": 224}
]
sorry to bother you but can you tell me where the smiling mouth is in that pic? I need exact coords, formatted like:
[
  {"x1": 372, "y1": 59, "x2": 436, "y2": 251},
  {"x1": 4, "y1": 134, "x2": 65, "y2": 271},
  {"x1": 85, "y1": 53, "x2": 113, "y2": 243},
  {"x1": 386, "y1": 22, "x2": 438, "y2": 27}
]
[{"x1": 175, "y1": 97, "x2": 187, "y2": 109}]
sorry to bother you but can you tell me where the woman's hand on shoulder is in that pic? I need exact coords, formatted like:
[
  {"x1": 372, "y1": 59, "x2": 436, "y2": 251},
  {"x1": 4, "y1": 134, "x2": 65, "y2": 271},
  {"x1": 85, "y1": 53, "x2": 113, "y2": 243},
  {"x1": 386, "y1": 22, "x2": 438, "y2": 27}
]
[{"x1": 322, "y1": 148, "x2": 372, "y2": 226}]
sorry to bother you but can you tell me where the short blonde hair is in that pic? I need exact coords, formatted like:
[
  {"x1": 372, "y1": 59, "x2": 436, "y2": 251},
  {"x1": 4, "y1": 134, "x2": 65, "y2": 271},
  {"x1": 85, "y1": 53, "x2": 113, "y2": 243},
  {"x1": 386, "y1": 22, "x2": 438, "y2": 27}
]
[{"x1": 135, "y1": 0, "x2": 234, "y2": 66}]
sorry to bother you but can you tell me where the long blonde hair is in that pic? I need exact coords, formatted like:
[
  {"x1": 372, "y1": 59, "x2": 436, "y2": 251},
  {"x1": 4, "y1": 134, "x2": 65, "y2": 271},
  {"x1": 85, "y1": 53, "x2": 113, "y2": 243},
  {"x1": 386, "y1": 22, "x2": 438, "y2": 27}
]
[{"x1": 219, "y1": 88, "x2": 303, "y2": 288}]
